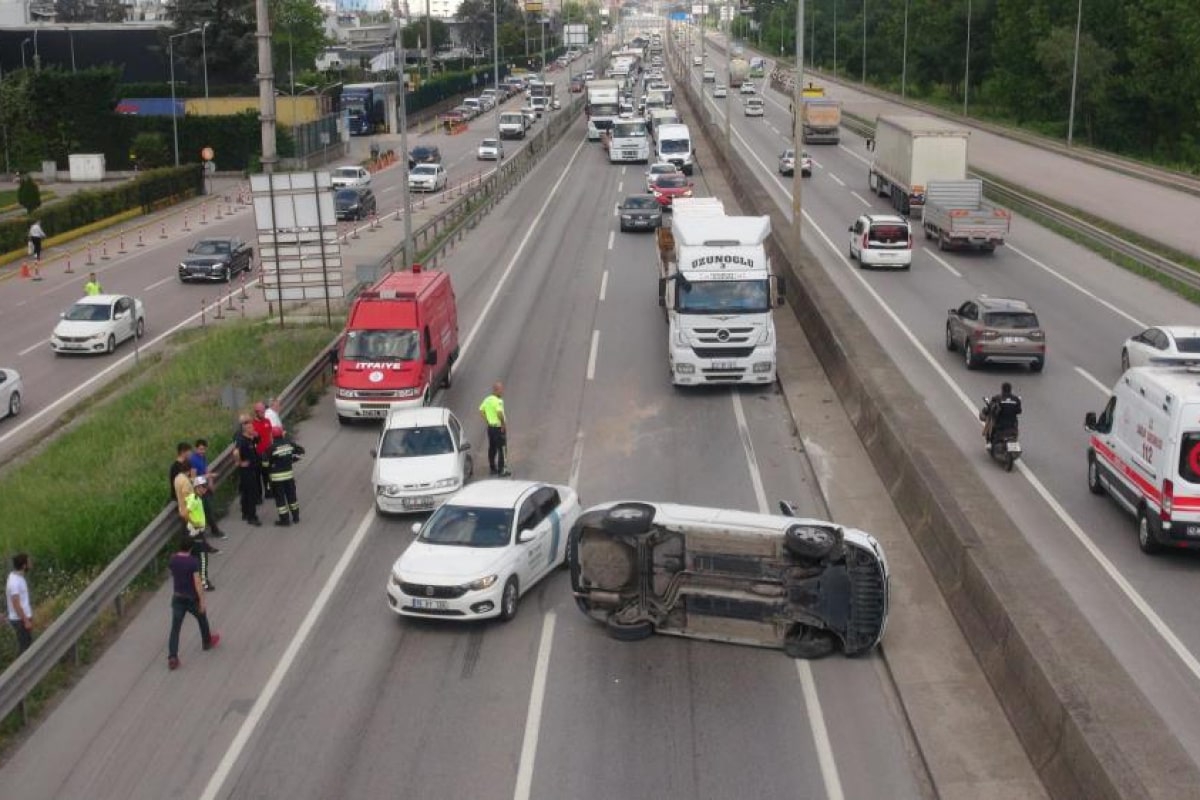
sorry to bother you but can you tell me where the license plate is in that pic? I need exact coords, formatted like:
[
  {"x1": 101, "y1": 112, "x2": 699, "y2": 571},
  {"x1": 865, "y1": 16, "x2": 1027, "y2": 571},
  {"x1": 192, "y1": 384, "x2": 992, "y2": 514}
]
[
  {"x1": 1006, "y1": 441, "x2": 1022, "y2": 453},
  {"x1": 712, "y1": 360, "x2": 737, "y2": 370},
  {"x1": 1002, "y1": 336, "x2": 1025, "y2": 344},
  {"x1": 361, "y1": 409, "x2": 388, "y2": 418},
  {"x1": 1185, "y1": 525, "x2": 1200, "y2": 538},
  {"x1": 411, "y1": 598, "x2": 448, "y2": 610},
  {"x1": 403, "y1": 497, "x2": 435, "y2": 509}
]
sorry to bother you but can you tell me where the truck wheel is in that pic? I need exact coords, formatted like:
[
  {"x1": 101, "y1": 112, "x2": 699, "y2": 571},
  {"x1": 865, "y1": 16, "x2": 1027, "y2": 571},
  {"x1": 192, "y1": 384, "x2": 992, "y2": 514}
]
[
  {"x1": 602, "y1": 502, "x2": 656, "y2": 535},
  {"x1": 784, "y1": 625, "x2": 837, "y2": 659},
  {"x1": 784, "y1": 524, "x2": 841, "y2": 560},
  {"x1": 937, "y1": 235, "x2": 948, "y2": 252},
  {"x1": 1138, "y1": 508, "x2": 1163, "y2": 555},
  {"x1": 606, "y1": 615, "x2": 654, "y2": 642}
]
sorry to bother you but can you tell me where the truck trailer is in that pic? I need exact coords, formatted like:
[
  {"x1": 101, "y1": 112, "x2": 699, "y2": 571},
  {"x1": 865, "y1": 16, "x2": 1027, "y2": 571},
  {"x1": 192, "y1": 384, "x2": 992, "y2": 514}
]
[
  {"x1": 801, "y1": 98, "x2": 842, "y2": 144},
  {"x1": 867, "y1": 115, "x2": 969, "y2": 216},
  {"x1": 921, "y1": 179, "x2": 1011, "y2": 252}
]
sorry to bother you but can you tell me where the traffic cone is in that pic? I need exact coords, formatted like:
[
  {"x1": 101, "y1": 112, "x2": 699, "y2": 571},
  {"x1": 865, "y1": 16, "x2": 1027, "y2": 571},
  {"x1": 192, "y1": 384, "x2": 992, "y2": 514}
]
[{"x1": 19, "y1": 262, "x2": 30, "y2": 279}]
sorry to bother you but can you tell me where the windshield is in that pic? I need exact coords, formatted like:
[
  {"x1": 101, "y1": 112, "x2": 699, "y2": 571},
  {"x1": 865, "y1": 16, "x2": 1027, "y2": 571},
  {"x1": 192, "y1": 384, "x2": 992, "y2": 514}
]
[
  {"x1": 984, "y1": 312, "x2": 1040, "y2": 329},
  {"x1": 65, "y1": 302, "x2": 112, "y2": 321},
  {"x1": 412, "y1": 165, "x2": 438, "y2": 176},
  {"x1": 677, "y1": 279, "x2": 771, "y2": 314},
  {"x1": 481, "y1": 139, "x2": 499, "y2": 148},
  {"x1": 867, "y1": 224, "x2": 910, "y2": 244},
  {"x1": 589, "y1": 103, "x2": 620, "y2": 116},
  {"x1": 660, "y1": 138, "x2": 690, "y2": 154},
  {"x1": 379, "y1": 425, "x2": 454, "y2": 457},
  {"x1": 412, "y1": 147, "x2": 437, "y2": 159},
  {"x1": 655, "y1": 175, "x2": 687, "y2": 188},
  {"x1": 613, "y1": 122, "x2": 647, "y2": 137},
  {"x1": 333, "y1": 168, "x2": 359, "y2": 179},
  {"x1": 190, "y1": 240, "x2": 231, "y2": 255},
  {"x1": 342, "y1": 329, "x2": 420, "y2": 360},
  {"x1": 623, "y1": 196, "x2": 659, "y2": 210},
  {"x1": 335, "y1": 189, "x2": 361, "y2": 203},
  {"x1": 342, "y1": 96, "x2": 368, "y2": 114},
  {"x1": 419, "y1": 505, "x2": 513, "y2": 548}
]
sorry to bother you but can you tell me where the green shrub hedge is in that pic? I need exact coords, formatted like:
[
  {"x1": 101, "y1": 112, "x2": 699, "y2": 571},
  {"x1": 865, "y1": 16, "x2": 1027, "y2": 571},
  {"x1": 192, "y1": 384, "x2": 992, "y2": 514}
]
[{"x1": 0, "y1": 165, "x2": 202, "y2": 254}]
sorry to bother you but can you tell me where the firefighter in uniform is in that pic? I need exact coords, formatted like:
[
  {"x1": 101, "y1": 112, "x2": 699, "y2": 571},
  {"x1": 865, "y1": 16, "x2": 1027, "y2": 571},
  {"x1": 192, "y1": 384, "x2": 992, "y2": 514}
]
[{"x1": 266, "y1": 426, "x2": 305, "y2": 526}]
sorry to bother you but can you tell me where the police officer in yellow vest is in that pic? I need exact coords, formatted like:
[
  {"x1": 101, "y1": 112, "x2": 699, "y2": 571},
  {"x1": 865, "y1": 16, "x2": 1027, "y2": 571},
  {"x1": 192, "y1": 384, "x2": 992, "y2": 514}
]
[
  {"x1": 84, "y1": 272, "x2": 102, "y2": 296},
  {"x1": 266, "y1": 426, "x2": 306, "y2": 526},
  {"x1": 185, "y1": 476, "x2": 216, "y2": 591},
  {"x1": 479, "y1": 382, "x2": 510, "y2": 476}
]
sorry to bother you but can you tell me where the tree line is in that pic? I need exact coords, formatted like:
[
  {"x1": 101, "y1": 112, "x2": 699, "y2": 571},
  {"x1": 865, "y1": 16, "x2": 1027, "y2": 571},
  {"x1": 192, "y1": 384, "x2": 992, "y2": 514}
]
[{"x1": 735, "y1": 0, "x2": 1200, "y2": 170}]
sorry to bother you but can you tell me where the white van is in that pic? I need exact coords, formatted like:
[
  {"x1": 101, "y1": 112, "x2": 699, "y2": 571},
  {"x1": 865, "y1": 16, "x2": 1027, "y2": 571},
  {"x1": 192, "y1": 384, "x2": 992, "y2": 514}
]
[
  {"x1": 1084, "y1": 366, "x2": 1200, "y2": 553},
  {"x1": 655, "y1": 122, "x2": 693, "y2": 175}
]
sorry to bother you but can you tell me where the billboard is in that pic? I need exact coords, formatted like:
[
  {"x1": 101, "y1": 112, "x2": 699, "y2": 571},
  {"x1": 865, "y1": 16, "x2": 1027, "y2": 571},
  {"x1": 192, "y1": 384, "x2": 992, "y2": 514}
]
[
  {"x1": 564, "y1": 23, "x2": 589, "y2": 46},
  {"x1": 251, "y1": 172, "x2": 345, "y2": 303},
  {"x1": 691, "y1": 4, "x2": 706, "y2": 16},
  {"x1": 524, "y1": 1, "x2": 543, "y2": 12}
]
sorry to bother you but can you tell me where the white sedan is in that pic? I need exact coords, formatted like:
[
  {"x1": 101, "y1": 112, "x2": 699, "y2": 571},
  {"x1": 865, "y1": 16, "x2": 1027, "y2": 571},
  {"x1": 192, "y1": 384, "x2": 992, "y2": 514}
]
[
  {"x1": 0, "y1": 368, "x2": 22, "y2": 419},
  {"x1": 477, "y1": 138, "x2": 504, "y2": 161},
  {"x1": 386, "y1": 480, "x2": 581, "y2": 622},
  {"x1": 372, "y1": 406, "x2": 473, "y2": 514},
  {"x1": 1121, "y1": 326, "x2": 1200, "y2": 370},
  {"x1": 702, "y1": 67, "x2": 716, "y2": 82},
  {"x1": 330, "y1": 166, "x2": 371, "y2": 188},
  {"x1": 408, "y1": 164, "x2": 448, "y2": 193},
  {"x1": 712, "y1": 84, "x2": 728, "y2": 98},
  {"x1": 51, "y1": 294, "x2": 146, "y2": 355},
  {"x1": 739, "y1": 82, "x2": 756, "y2": 95}
]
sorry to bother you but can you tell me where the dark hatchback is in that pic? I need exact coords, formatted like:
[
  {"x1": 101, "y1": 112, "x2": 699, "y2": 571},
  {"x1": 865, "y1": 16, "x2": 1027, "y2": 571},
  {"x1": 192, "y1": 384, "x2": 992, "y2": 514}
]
[
  {"x1": 335, "y1": 187, "x2": 377, "y2": 221},
  {"x1": 617, "y1": 195, "x2": 663, "y2": 232},
  {"x1": 408, "y1": 145, "x2": 442, "y2": 169},
  {"x1": 178, "y1": 238, "x2": 253, "y2": 283}
]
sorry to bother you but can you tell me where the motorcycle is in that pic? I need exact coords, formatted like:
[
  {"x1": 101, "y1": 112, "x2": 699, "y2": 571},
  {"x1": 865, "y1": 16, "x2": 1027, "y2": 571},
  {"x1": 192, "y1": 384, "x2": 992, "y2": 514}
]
[{"x1": 980, "y1": 395, "x2": 1021, "y2": 472}]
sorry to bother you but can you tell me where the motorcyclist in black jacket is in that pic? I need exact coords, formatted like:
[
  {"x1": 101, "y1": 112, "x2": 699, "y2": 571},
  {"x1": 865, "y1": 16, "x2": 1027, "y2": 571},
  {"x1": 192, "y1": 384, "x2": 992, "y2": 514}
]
[{"x1": 984, "y1": 382, "x2": 1022, "y2": 444}]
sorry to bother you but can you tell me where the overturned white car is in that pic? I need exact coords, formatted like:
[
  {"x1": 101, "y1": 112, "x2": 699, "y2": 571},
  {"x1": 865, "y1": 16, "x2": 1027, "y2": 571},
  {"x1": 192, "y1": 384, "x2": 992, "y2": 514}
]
[{"x1": 568, "y1": 500, "x2": 889, "y2": 658}]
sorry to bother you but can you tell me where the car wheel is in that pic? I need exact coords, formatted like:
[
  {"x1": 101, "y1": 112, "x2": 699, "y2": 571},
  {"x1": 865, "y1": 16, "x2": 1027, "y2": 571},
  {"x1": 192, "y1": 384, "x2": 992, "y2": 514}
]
[
  {"x1": 602, "y1": 502, "x2": 656, "y2": 535},
  {"x1": 1138, "y1": 508, "x2": 1162, "y2": 555},
  {"x1": 784, "y1": 625, "x2": 837, "y2": 659},
  {"x1": 964, "y1": 340, "x2": 977, "y2": 370},
  {"x1": 136, "y1": 318, "x2": 145, "y2": 339},
  {"x1": 605, "y1": 615, "x2": 654, "y2": 641},
  {"x1": 1087, "y1": 454, "x2": 1105, "y2": 495},
  {"x1": 944, "y1": 326, "x2": 956, "y2": 352},
  {"x1": 8, "y1": 391, "x2": 20, "y2": 418},
  {"x1": 499, "y1": 577, "x2": 519, "y2": 622},
  {"x1": 784, "y1": 523, "x2": 842, "y2": 560},
  {"x1": 337, "y1": 414, "x2": 351, "y2": 426},
  {"x1": 106, "y1": 334, "x2": 116, "y2": 354},
  {"x1": 1121, "y1": 349, "x2": 1130, "y2": 372},
  {"x1": 575, "y1": 596, "x2": 593, "y2": 615},
  {"x1": 1030, "y1": 357, "x2": 1045, "y2": 373}
]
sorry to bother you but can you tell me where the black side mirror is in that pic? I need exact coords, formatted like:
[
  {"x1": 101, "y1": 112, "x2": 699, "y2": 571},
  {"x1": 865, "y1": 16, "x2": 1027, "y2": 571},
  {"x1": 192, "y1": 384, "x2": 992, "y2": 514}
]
[
  {"x1": 425, "y1": 349, "x2": 437, "y2": 365},
  {"x1": 1084, "y1": 412, "x2": 1098, "y2": 430}
]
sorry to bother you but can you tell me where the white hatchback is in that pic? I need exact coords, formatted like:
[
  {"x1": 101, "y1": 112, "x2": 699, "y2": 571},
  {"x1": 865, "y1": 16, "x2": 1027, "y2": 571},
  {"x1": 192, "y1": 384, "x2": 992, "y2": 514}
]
[
  {"x1": 386, "y1": 480, "x2": 581, "y2": 621},
  {"x1": 372, "y1": 406, "x2": 473, "y2": 515},
  {"x1": 848, "y1": 214, "x2": 914, "y2": 269}
]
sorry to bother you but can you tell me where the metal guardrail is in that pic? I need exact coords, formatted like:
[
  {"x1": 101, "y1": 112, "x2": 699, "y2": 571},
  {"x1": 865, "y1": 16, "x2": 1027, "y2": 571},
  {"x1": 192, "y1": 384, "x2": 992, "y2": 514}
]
[{"x1": 0, "y1": 74, "x2": 594, "y2": 729}]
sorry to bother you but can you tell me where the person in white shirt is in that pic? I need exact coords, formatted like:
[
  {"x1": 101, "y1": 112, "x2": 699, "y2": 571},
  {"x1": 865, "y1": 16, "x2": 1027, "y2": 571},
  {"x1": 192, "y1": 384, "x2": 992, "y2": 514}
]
[
  {"x1": 264, "y1": 397, "x2": 283, "y2": 432},
  {"x1": 7, "y1": 553, "x2": 33, "y2": 654}
]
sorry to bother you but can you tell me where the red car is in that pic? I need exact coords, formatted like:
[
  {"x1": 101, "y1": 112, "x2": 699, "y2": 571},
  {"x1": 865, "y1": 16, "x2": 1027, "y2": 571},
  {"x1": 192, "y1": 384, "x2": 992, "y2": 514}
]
[
  {"x1": 570, "y1": 78, "x2": 584, "y2": 93},
  {"x1": 649, "y1": 174, "x2": 694, "y2": 208}
]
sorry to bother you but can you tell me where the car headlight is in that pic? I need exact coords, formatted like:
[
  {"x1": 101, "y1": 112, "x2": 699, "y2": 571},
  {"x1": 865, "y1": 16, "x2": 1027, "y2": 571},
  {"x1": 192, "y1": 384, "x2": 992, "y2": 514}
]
[
  {"x1": 432, "y1": 477, "x2": 460, "y2": 490},
  {"x1": 378, "y1": 484, "x2": 401, "y2": 497},
  {"x1": 753, "y1": 361, "x2": 774, "y2": 373},
  {"x1": 337, "y1": 388, "x2": 358, "y2": 399},
  {"x1": 682, "y1": 190, "x2": 693, "y2": 197},
  {"x1": 391, "y1": 572, "x2": 404, "y2": 588},
  {"x1": 621, "y1": 214, "x2": 632, "y2": 219},
  {"x1": 464, "y1": 574, "x2": 498, "y2": 591},
  {"x1": 396, "y1": 387, "x2": 421, "y2": 398},
  {"x1": 178, "y1": 262, "x2": 188, "y2": 270}
]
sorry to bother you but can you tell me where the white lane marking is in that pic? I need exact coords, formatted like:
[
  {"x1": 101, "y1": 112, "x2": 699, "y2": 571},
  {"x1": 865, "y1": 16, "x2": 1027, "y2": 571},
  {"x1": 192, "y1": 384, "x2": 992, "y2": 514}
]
[
  {"x1": 839, "y1": 145, "x2": 870, "y2": 165},
  {"x1": 829, "y1": 174, "x2": 845, "y2": 187},
  {"x1": 457, "y1": 137, "x2": 588, "y2": 365},
  {"x1": 849, "y1": 191, "x2": 872, "y2": 207},
  {"x1": 199, "y1": 508, "x2": 378, "y2": 800},
  {"x1": 0, "y1": 285, "x2": 259, "y2": 447},
  {"x1": 924, "y1": 248, "x2": 962, "y2": 278},
  {"x1": 1075, "y1": 366, "x2": 1112, "y2": 396},
  {"x1": 512, "y1": 611, "x2": 557, "y2": 800},
  {"x1": 1007, "y1": 243, "x2": 1145, "y2": 328},
  {"x1": 735, "y1": 124, "x2": 1200, "y2": 693},
  {"x1": 143, "y1": 276, "x2": 175, "y2": 292},
  {"x1": 18, "y1": 338, "x2": 48, "y2": 357},
  {"x1": 599, "y1": 270, "x2": 608, "y2": 301},
  {"x1": 586, "y1": 330, "x2": 600, "y2": 380},
  {"x1": 796, "y1": 661, "x2": 846, "y2": 800},
  {"x1": 730, "y1": 391, "x2": 769, "y2": 519},
  {"x1": 621, "y1": 166, "x2": 627, "y2": 176},
  {"x1": 617, "y1": 181, "x2": 623, "y2": 193},
  {"x1": 607, "y1": 231, "x2": 615, "y2": 251},
  {"x1": 568, "y1": 432, "x2": 585, "y2": 491}
]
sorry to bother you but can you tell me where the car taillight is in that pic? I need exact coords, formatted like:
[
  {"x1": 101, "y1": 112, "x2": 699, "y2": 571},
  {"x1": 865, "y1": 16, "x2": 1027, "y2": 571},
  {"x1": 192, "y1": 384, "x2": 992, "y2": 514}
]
[
  {"x1": 979, "y1": 329, "x2": 1000, "y2": 340},
  {"x1": 1029, "y1": 330, "x2": 1045, "y2": 340},
  {"x1": 861, "y1": 233, "x2": 869, "y2": 250},
  {"x1": 1163, "y1": 479, "x2": 1175, "y2": 522},
  {"x1": 906, "y1": 235, "x2": 914, "y2": 249}
]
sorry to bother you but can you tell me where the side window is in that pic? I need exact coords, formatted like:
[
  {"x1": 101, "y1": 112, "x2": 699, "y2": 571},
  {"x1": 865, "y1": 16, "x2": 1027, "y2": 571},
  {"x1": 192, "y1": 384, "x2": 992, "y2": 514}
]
[
  {"x1": 1095, "y1": 396, "x2": 1117, "y2": 433},
  {"x1": 960, "y1": 302, "x2": 976, "y2": 321},
  {"x1": 1154, "y1": 330, "x2": 1170, "y2": 350},
  {"x1": 534, "y1": 487, "x2": 561, "y2": 518},
  {"x1": 448, "y1": 414, "x2": 463, "y2": 446},
  {"x1": 116, "y1": 298, "x2": 130, "y2": 314},
  {"x1": 516, "y1": 497, "x2": 540, "y2": 533}
]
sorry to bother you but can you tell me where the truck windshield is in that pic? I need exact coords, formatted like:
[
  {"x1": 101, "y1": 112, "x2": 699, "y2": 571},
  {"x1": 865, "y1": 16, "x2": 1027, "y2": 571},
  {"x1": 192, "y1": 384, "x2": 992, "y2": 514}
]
[
  {"x1": 589, "y1": 103, "x2": 620, "y2": 116},
  {"x1": 677, "y1": 279, "x2": 770, "y2": 314},
  {"x1": 661, "y1": 138, "x2": 690, "y2": 154},
  {"x1": 613, "y1": 122, "x2": 647, "y2": 137},
  {"x1": 343, "y1": 329, "x2": 420, "y2": 361}
]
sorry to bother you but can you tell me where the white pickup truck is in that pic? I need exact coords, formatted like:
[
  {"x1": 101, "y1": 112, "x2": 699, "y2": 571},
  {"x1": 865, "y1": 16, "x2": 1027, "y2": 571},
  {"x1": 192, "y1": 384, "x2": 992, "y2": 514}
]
[{"x1": 921, "y1": 179, "x2": 1011, "y2": 252}]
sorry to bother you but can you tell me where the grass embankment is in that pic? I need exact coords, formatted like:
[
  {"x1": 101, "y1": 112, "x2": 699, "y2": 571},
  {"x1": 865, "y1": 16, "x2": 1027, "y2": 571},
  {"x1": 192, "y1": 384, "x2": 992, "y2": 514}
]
[{"x1": 0, "y1": 320, "x2": 336, "y2": 729}]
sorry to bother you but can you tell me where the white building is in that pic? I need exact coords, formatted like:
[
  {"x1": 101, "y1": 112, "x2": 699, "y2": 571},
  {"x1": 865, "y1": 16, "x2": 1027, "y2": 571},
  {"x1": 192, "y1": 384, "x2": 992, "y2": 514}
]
[{"x1": 425, "y1": 0, "x2": 462, "y2": 20}]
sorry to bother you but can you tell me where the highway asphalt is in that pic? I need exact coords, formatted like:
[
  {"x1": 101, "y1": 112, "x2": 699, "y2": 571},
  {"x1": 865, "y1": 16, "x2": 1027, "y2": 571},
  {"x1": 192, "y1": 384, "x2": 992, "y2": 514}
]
[
  {"x1": 0, "y1": 76, "x2": 930, "y2": 799},
  {"x1": 680, "y1": 32, "x2": 1200, "y2": 766}
]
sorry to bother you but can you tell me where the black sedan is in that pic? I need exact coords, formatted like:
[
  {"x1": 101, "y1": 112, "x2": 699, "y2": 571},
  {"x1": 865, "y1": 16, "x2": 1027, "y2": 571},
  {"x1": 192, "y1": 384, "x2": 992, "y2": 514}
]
[
  {"x1": 335, "y1": 187, "x2": 378, "y2": 221},
  {"x1": 178, "y1": 238, "x2": 253, "y2": 283},
  {"x1": 617, "y1": 195, "x2": 663, "y2": 232},
  {"x1": 408, "y1": 145, "x2": 442, "y2": 169}
]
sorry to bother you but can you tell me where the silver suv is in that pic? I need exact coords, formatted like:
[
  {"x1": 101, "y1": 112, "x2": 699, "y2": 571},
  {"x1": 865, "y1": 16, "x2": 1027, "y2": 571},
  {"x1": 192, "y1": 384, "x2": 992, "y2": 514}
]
[{"x1": 946, "y1": 295, "x2": 1046, "y2": 371}]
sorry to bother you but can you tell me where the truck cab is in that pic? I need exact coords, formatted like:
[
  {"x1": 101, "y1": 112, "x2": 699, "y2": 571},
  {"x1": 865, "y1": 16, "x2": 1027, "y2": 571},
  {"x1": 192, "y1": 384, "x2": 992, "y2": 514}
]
[{"x1": 334, "y1": 267, "x2": 460, "y2": 423}]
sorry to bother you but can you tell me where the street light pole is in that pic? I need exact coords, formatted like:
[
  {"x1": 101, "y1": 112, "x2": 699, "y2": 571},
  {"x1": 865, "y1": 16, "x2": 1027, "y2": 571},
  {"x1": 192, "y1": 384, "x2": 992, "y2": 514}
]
[
  {"x1": 201, "y1": 21, "x2": 211, "y2": 100},
  {"x1": 963, "y1": 0, "x2": 972, "y2": 115},
  {"x1": 832, "y1": 0, "x2": 837, "y2": 76},
  {"x1": 901, "y1": 0, "x2": 908, "y2": 96},
  {"x1": 1067, "y1": 0, "x2": 1083, "y2": 147},
  {"x1": 860, "y1": 0, "x2": 865, "y2": 83},
  {"x1": 793, "y1": 0, "x2": 804, "y2": 249},
  {"x1": 493, "y1": 0, "x2": 501, "y2": 144},
  {"x1": 396, "y1": 29, "x2": 413, "y2": 271},
  {"x1": 65, "y1": 27, "x2": 76, "y2": 73}
]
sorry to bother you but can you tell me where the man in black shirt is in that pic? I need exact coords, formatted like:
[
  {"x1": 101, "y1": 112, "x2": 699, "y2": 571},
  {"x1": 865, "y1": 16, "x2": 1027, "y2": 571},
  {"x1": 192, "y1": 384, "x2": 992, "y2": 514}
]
[
  {"x1": 235, "y1": 416, "x2": 263, "y2": 526},
  {"x1": 984, "y1": 382, "x2": 1022, "y2": 444}
]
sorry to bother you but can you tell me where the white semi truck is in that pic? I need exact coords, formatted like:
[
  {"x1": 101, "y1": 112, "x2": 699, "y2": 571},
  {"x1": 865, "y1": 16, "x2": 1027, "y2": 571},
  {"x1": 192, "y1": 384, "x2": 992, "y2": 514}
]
[
  {"x1": 867, "y1": 115, "x2": 970, "y2": 216},
  {"x1": 656, "y1": 198, "x2": 784, "y2": 386},
  {"x1": 609, "y1": 117, "x2": 651, "y2": 163},
  {"x1": 586, "y1": 79, "x2": 621, "y2": 141}
]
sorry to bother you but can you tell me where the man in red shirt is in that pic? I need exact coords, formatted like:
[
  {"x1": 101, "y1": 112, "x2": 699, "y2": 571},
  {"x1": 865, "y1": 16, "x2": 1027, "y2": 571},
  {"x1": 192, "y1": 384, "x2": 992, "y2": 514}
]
[{"x1": 251, "y1": 401, "x2": 274, "y2": 497}]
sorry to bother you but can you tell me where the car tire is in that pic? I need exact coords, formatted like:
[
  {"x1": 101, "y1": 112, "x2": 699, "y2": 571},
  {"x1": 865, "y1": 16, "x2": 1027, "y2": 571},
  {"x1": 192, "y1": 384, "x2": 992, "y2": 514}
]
[
  {"x1": 1030, "y1": 357, "x2": 1045, "y2": 373},
  {"x1": 136, "y1": 318, "x2": 145, "y2": 339},
  {"x1": 1087, "y1": 454, "x2": 1105, "y2": 495},
  {"x1": 784, "y1": 625, "x2": 837, "y2": 659},
  {"x1": 1121, "y1": 349, "x2": 1130, "y2": 372},
  {"x1": 606, "y1": 615, "x2": 654, "y2": 642},
  {"x1": 337, "y1": 414, "x2": 351, "y2": 426},
  {"x1": 964, "y1": 340, "x2": 977, "y2": 370},
  {"x1": 499, "y1": 577, "x2": 520, "y2": 622},
  {"x1": 8, "y1": 391, "x2": 20, "y2": 418},
  {"x1": 945, "y1": 325, "x2": 957, "y2": 352},
  {"x1": 106, "y1": 334, "x2": 116, "y2": 354},
  {"x1": 602, "y1": 502, "x2": 656, "y2": 535},
  {"x1": 784, "y1": 523, "x2": 842, "y2": 560},
  {"x1": 575, "y1": 596, "x2": 593, "y2": 615},
  {"x1": 1138, "y1": 508, "x2": 1163, "y2": 555}
]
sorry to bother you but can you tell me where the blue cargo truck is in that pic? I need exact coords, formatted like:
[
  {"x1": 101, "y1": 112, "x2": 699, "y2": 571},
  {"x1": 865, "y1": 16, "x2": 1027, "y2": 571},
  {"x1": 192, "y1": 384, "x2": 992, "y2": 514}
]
[{"x1": 341, "y1": 82, "x2": 398, "y2": 136}]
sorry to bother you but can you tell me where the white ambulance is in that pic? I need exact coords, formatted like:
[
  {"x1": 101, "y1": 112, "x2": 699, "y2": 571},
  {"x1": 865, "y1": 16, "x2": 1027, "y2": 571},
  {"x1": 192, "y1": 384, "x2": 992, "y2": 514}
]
[{"x1": 1084, "y1": 366, "x2": 1200, "y2": 554}]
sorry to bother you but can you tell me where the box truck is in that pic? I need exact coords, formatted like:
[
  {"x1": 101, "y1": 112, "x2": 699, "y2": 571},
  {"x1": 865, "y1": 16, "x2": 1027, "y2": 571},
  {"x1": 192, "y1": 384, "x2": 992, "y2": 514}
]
[{"x1": 867, "y1": 115, "x2": 970, "y2": 216}]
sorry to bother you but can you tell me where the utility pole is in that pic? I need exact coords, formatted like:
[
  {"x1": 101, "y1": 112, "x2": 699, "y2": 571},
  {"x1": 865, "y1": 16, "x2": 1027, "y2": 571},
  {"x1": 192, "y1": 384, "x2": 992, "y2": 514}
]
[
  {"x1": 792, "y1": 0, "x2": 804, "y2": 249},
  {"x1": 397, "y1": 28, "x2": 413, "y2": 271},
  {"x1": 963, "y1": 0, "x2": 972, "y2": 115},
  {"x1": 425, "y1": 0, "x2": 433, "y2": 79},
  {"x1": 255, "y1": 0, "x2": 278, "y2": 172},
  {"x1": 1067, "y1": 0, "x2": 1083, "y2": 147}
]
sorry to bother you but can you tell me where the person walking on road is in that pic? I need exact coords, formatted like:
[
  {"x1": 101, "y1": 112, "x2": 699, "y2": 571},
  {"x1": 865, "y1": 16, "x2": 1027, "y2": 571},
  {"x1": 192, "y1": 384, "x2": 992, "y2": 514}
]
[
  {"x1": 166, "y1": 536, "x2": 219, "y2": 671},
  {"x1": 480, "y1": 382, "x2": 511, "y2": 476},
  {"x1": 235, "y1": 416, "x2": 263, "y2": 526},
  {"x1": 6, "y1": 553, "x2": 33, "y2": 655},
  {"x1": 183, "y1": 476, "x2": 217, "y2": 591},
  {"x1": 266, "y1": 426, "x2": 305, "y2": 526},
  {"x1": 84, "y1": 271, "x2": 102, "y2": 296},
  {"x1": 27, "y1": 221, "x2": 46, "y2": 262},
  {"x1": 188, "y1": 438, "x2": 226, "y2": 539}
]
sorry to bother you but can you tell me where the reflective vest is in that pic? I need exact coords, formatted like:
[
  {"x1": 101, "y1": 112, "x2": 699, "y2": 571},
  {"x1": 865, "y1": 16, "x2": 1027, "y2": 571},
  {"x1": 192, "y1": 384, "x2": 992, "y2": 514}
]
[
  {"x1": 185, "y1": 492, "x2": 206, "y2": 528},
  {"x1": 267, "y1": 437, "x2": 305, "y2": 482}
]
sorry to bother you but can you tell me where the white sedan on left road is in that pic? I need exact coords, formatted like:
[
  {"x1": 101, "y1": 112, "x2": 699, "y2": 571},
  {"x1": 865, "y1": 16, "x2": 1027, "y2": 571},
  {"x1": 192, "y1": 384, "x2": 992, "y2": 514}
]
[
  {"x1": 51, "y1": 294, "x2": 146, "y2": 355},
  {"x1": 386, "y1": 480, "x2": 581, "y2": 622},
  {"x1": 0, "y1": 368, "x2": 22, "y2": 419}
]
